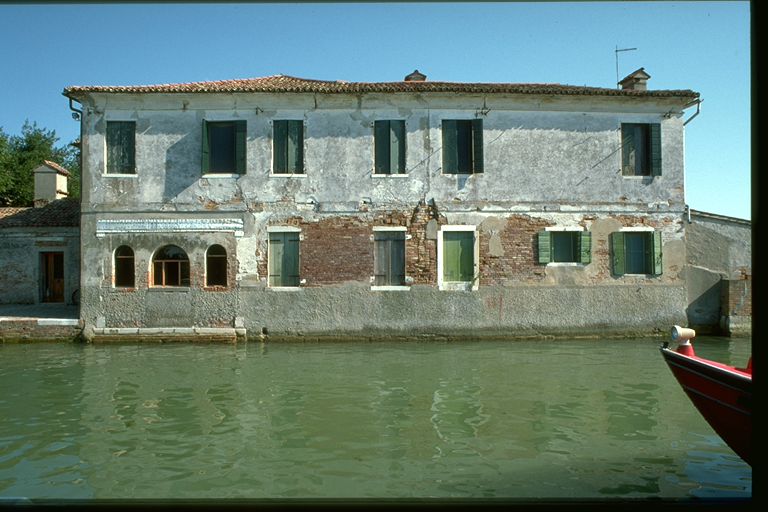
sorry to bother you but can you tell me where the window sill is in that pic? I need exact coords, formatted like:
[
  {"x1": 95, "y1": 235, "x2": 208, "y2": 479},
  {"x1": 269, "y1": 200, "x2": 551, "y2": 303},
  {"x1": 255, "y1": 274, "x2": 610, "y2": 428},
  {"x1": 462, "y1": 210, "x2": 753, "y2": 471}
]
[
  {"x1": 546, "y1": 262, "x2": 585, "y2": 267},
  {"x1": 441, "y1": 172, "x2": 480, "y2": 177},
  {"x1": 202, "y1": 173, "x2": 241, "y2": 179},
  {"x1": 271, "y1": 173, "x2": 307, "y2": 178},
  {"x1": 371, "y1": 285, "x2": 410, "y2": 291},
  {"x1": 103, "y1": 173, "x2": 137, "y2": 178},
  {"x1": 268, "y1": 286, "x2": 302, "y2": 291}
]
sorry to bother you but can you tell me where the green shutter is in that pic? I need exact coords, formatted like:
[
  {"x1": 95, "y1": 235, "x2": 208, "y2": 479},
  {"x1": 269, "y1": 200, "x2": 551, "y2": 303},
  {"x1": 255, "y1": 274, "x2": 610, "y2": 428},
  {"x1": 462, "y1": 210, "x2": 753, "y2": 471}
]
[
  {"x1": 391, "y1": 236, "x2": 406, "y2": 284},
  {"x1": 650, "y1": 123, "x2": 662, "y2": 177},
  {"x1": 284, "y1": 232, "x2": 300, "y2": 285},
  {"x1": 268, "y1": 233, "x2": 283, "y2": 286},
  {"x1": 373, "y1": 234, "x2": 389, "y2": 285},
  {"x1": 273, "y1": 120, "x2": 287, "y2": 173},
  {"x1": 579, "y1": 231, "x2": 592, "y2": 264},
  {"x1": 472, "y1": 119, "x2": 483, "y2": 173},
  {"x1": 652, "y1": 231, "x2": 663, "y2": 275},
  {"x1": 443, "y1": 232, "x2": 460, "y2": 281},
  {"x1": 392, "y1": 120, "x2": 406, "y2": 174},
  {"x1": 374, "y1": 121, "x2": 390, "y2": 174},
  {"x1": 201, "y1": 120, "x2": 210, "y2": 174},
  {"x1": 443, "y1": 231, "x2": 474, "y2": 282},
  {"x1": 537, "y1": 231, "x2": 552, "y2": 264},
  {"x1": 235, "y1": 120, "x2": 247, "y2": 174},
  {"x1": 442, "y1": 120, "x2": 458, "y2": 174},
  {"x1": 611, "y1": 232, "x2": 626, "y2": 276},
  {"x1": 288, "y1": 120, "x2": 304, "y2": 174}
]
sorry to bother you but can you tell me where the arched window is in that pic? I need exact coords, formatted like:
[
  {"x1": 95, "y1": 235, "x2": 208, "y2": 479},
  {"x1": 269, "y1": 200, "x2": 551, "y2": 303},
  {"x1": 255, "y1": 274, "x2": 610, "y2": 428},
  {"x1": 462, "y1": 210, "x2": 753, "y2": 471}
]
[
  {"x1": 206, "y1": 244, "x2": 227, "y2": 287},
  {"x1": 114, "y1": 245, "x2": 135, "y2": 288},
  {"x1": 152, "y1": 245, "x2": 190, "y2": 287}
]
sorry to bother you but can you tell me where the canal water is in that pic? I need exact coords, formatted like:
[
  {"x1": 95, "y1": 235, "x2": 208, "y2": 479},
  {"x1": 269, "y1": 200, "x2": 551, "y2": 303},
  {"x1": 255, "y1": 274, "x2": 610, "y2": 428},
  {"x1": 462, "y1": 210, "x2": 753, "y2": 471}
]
[{"x1": 0, "y1": 337, "x2": 751, "y2": 500}]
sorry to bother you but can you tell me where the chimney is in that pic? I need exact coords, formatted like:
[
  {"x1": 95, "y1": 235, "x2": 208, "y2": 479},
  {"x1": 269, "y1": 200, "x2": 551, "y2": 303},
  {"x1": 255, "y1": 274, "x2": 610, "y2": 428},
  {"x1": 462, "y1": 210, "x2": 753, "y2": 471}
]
[
  {"x1": 404, "y1": 69, "x2": 427, "y2": 82},
  {"x1": 33, "y1": 161, "x2": 69, "y2": 207},
  {"x1": 618, "y1": 68, "x2": 651, "y2": 91}
]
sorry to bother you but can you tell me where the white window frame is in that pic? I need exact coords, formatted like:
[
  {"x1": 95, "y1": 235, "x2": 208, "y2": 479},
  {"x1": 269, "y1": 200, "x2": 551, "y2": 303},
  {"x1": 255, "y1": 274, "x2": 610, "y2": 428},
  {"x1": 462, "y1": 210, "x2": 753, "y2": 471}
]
[{"x1": 437, "y1": 225, "x2": 479, "y2": 291}]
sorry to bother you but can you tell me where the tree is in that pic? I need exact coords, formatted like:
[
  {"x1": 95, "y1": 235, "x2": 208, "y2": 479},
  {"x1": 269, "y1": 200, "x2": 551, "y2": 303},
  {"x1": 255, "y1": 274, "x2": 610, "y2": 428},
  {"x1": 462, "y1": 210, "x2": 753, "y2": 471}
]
[{"x1": 0, "y1": 121, "x2": 80, "y2": 206}]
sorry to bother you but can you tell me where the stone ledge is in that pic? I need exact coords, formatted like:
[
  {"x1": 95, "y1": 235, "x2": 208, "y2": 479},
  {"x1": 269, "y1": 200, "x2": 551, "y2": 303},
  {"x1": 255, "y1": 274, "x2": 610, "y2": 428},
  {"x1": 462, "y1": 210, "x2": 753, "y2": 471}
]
[{"x1": 89, "y1": 326, "x2": 247, "y2": 343}]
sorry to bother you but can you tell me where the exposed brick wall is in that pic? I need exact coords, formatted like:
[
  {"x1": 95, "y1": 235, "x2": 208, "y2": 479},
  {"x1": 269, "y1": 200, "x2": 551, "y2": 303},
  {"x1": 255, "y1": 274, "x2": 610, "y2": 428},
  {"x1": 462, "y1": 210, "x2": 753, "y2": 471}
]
[
  {"x1": 721, "y1": 274, "x2": 751, "y2": 316},
  {"x1": 301, "y1": 217, "x2": 373, "y2": 285},
  {"x1": 480, "y1": 215, "x2": 550, "y2": 286}
]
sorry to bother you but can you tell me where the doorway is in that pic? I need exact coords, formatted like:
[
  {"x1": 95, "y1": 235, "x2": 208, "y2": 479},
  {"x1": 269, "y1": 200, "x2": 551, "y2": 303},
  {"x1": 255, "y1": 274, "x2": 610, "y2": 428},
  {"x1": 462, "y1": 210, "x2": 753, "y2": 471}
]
[{"x1": 40, "y1": 252, "x2": 65, "y2": 303}]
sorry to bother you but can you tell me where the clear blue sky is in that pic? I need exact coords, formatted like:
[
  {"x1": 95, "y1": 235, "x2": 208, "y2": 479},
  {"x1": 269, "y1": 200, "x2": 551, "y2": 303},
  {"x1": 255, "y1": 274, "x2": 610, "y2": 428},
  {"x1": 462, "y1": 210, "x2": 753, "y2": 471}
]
[{"x1": 0, "y1": 1, "x2": 751, "y2": 219}]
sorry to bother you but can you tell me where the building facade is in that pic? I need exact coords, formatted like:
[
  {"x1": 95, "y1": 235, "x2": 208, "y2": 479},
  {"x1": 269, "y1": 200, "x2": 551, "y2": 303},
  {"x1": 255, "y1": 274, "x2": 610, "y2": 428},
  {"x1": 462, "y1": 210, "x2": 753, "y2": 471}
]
[{"x1": 64, "y1": 69, "x2": 704, "y2": 341}]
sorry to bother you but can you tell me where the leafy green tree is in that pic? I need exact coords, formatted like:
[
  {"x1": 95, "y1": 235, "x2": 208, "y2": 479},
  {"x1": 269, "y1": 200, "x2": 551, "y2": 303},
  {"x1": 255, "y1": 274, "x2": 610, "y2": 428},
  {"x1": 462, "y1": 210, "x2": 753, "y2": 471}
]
[{"x1": 0, "y1": 121, "x2": 80, "y2": 206}]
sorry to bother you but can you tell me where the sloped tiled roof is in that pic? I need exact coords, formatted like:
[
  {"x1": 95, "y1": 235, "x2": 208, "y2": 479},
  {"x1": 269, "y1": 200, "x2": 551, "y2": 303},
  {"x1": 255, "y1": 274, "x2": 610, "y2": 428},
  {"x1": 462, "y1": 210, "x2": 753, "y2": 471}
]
[
  {"x1": 64, "y1": 74, "x2": 699, "y2": 99},
  {"x1": 41, "y1": 160, "x2": 71, "y2": 177},
  {"x1": 0, "y1": 198, "x2": 80, "y2": 228}
]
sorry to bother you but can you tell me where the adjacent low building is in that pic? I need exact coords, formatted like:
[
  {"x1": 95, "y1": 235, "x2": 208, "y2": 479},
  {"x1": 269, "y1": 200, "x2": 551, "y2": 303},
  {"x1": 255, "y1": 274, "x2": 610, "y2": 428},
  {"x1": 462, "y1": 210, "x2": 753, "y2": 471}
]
[{"x1": 56, "y1": 69, "x2": 748, "y2": 341}]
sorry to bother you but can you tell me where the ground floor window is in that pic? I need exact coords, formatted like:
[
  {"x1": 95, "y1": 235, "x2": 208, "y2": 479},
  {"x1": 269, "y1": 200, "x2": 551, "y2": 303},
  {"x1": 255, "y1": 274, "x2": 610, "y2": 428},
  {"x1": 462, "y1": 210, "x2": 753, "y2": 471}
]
[
  {"x1": 537, "y1": 230, "x2": 591, "y2": 264},
  {"x1": 438, "y1": 227, "x2": 478, "y2": 290},
  {"x1": 114, "y1": 245, "x2": 135, "y2": 287},
  {"x1": 611, "y1": 230, "x2": 662, "y2": 276},
  {"x1": 206, "y1": 244, "x2": 228, "y2": 287},
  {"x1": 373, "y1": 229, "x2": 406, "y2": 286},
  {"x1": 152, "y1": 245, "x2": 190, "y2": 287},
  {"x1": 269, "y1": 230, "x2": 300, "y2": 287}
]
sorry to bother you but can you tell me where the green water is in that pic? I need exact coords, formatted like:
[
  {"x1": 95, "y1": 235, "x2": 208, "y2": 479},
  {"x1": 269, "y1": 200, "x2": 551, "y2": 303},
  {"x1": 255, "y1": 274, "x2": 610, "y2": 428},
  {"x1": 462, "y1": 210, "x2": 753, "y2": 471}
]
[{"x1": 0, "y1": 337, "x2": 752, "y2": 500}]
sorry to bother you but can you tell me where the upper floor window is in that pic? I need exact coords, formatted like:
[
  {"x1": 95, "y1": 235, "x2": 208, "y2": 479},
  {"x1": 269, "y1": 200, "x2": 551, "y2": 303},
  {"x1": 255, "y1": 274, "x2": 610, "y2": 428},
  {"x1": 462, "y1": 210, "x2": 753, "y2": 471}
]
[
  {"x1": 442, "y1": 119, "x2": 483, "y2": 175},
  {"x1": 205, "y1": 244, "x2": 228, "y2": 287},
  {"x1": 106, "y1": 121, "x2": 136, "y2": 174},
  {"x1": 611, "y1": 230, "x2": 662, "y2": 276},
  {"x1": 152, "y1": 245, "x2": 190, "y2": 287},
  {"x1": 273, "y1": 120, "x2": 304, "y2": 174},
  {"x1": 374, "y1": 120, "x2": 406, "y2": 175},
  {"x1": 114, "y1": 245, "x2": 135, "y2": 287},
  {"x1": 621, "y1": 123, "x2": 661, "y2": 177},
  {"x1": 373, "y1": 229, "x2": 406, "y2": 286},
  {"x1": 202, "y1": 120, "x2": 246, "y2": 174},
  {"x1": 268, "y1": 229, "x2": 301, "y2": 287},
  {"x1": 537, "y1": 230, "x2": 591, "y2": 264}
]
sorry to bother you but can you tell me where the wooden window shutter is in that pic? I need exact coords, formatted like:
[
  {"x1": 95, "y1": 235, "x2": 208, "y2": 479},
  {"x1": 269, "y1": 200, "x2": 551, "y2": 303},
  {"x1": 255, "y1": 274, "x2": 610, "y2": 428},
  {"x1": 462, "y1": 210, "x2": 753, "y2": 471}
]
[
  {"x1": 391, "y1": 235, "x2": 406, "y2": 284},
  {"x1": 611, "y1": 232, "x2": 626, "y2": 276},
  {"x1": 373, "y1": 234, "x2": 389, "y2": 285},
  {"x1": 374, "y1": 121, "x2": 390, "y2": 174},
  {"x1": 620, "y1": 124, "x2": 633, "y2": 176},
  {"x1": 268, "y1": 233, "x2": 283, "y2": 286},
  {"x1": 272, "y1": 120, "x2": 287, "y2": 173},
  {"x1": 287, "y1": 120, "x2": 304, "y2": 174},
  {"x1": 442, "y1": 120, "x2": 458, "y2": 174},
  {"x1": 392, "y1": 120, "x2": 406, "y2": 174},
  {"x1": 650, "y1": 123, "x2": 662, "y2": 177},
  {"x1": 284, "y1": 232, "x2": 301, "y2": 286},
  {"x1": 651, "y1": 231, "x2": 663, "y2": 275},
  {"x1": 201, "y1": 121, "x2": 210, "y2": 174},
  {"x1": 579, "y1": 231, "x2": 592, "y2": 264},
  {"x1": 235, "y1": 120, "x2": 247, "y2": 174},
  {"x1": 537, "y1": 231, "x2": 552, "y2": 264},
  {"x1": 471, "y1": 119, "x2": 483, "y2": 173}
]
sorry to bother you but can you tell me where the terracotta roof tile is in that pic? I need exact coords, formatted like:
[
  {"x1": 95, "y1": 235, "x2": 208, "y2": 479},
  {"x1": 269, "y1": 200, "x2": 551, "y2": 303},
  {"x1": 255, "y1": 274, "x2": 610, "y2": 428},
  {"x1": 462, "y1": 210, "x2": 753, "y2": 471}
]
[
  {"x1": 64, "y1": 74, "x2": 699, "y2": 99},
  {"x1": 42, "y1": 160, "x2": 71, "y2": 177},
  {"x1": 0, "y1": 198, "x2": 80, "y2": 228}
]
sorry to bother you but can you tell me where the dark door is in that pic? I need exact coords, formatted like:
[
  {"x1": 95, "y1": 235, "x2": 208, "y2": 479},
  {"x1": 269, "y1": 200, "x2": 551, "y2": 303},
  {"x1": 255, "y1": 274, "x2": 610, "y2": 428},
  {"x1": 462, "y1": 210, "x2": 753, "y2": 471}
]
[{"x1": 41, "y1": 252, "x2": 64, "y2": 303}]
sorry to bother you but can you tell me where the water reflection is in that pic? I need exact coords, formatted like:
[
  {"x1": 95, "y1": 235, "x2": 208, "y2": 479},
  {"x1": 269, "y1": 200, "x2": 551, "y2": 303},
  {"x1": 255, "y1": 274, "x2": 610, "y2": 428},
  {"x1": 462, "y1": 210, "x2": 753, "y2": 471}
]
[{"x1": 0, "y1": 338, "x2": 751, "y2": 499}]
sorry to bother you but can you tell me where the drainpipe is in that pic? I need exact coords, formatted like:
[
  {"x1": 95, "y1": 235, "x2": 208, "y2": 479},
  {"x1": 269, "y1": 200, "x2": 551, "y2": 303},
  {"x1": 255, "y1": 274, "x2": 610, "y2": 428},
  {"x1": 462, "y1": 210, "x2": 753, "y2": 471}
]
[{"x1": 683, "y1": 98, "x2": 702, "y2": 126}]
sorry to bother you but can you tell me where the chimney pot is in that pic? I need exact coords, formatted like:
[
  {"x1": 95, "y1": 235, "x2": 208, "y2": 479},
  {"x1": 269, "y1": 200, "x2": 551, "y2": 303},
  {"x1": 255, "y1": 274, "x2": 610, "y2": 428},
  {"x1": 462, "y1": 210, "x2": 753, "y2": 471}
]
[{"x1": 404, "y1": 69, "x2": 427, "y2": 82}]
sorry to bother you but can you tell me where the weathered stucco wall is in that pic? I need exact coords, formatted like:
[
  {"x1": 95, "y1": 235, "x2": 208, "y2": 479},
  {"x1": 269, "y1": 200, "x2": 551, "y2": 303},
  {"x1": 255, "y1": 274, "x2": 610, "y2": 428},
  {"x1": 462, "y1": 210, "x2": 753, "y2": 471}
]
[
  {"x1": 75, "y1": 90, "x2": 692, "y2": 339},
  {"x1": 0, "y1": 227, "x2": 80, "y2": 305}
]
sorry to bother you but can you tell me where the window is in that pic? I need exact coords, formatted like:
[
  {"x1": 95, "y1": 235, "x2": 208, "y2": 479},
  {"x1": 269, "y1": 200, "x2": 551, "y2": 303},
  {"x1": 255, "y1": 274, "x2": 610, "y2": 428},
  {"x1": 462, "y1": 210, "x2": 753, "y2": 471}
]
[
  {"x1": 268, "y1": 230, "x2": 300, "y2": 287},
  {"x1": 205, "y1": 245, "x2": 227, "y2": 287},
  {"x1": 442, "y1": 119, "x2": 483, "y2": 174},
  {"x1": 621, "y1": 123, "x2": 661, "y2": 176},
  {"x1": 106, "y1": 121, "x2": 136, "y2": 174},
  {"x1": 114, "y1": 245, "x2": 135, "y2": 287},
  {"x1": 611, "y1": 231, "x2": 662, "y2": 276},
  {"x1": 537, "y1": 231, "x2": 591, "y2": 264},
  {"x1": 273, "y1": 120, "x2": 304, "y2": 174},
  {"x1": 438, "y1": 227, "x2": 478, "y2": 290},
  {"x1": 373, "y1": 230, "x2": 406, "y2": 286},
  {"x1": 152, "y1": 245, "x2": 190, "y2": 287},
  {"x1": 202, "y1": 120, "x2": 246, "y2": 174},
  {"x1": 374, "y1": 120, "x2": 406, "y2": 174}
]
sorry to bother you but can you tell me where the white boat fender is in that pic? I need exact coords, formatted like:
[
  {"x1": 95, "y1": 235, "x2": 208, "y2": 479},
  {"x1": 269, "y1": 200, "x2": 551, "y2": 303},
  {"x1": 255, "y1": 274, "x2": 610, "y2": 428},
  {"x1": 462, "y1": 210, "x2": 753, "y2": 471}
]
[{"x1": 670, "y1": 325, "x2": 695, "y2": 356}]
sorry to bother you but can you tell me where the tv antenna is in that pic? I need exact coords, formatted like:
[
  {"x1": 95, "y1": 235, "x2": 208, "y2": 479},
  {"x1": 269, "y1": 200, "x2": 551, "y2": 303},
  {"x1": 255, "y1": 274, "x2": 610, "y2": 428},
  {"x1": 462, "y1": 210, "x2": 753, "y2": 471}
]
[{"x1": 615, "y1": 46, "x2": 637, "y2": 88}]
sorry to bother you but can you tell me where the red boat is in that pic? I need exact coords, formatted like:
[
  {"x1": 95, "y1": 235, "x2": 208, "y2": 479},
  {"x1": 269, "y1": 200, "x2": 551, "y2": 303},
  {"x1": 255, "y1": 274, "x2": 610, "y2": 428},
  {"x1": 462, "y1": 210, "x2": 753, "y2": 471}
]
[{"x1": 660, "y1": 325, "x2": 752, "y2": 465}]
